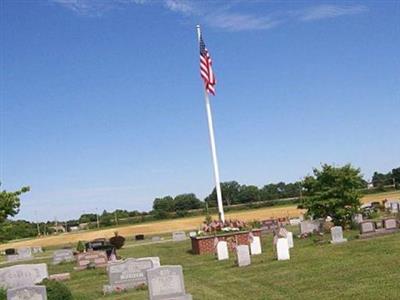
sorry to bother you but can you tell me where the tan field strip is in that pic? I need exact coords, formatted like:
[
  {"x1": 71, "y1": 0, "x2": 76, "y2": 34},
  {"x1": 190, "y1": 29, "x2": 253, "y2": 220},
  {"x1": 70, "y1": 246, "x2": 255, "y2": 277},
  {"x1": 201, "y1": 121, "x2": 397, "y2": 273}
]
[{"x1": 1, "y1": 191, "x2": 399, "y2": 250}]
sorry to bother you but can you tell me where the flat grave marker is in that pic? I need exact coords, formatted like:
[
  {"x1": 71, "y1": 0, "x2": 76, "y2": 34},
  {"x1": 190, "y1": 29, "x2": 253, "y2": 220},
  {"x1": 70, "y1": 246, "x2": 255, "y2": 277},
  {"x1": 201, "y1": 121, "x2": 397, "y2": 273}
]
[
  {"x1": 146, "y1": 265, "x2": 192, "y2": 300},
  {"x1": 17, "y1": 247, "x2": 32, "y2": 260}
]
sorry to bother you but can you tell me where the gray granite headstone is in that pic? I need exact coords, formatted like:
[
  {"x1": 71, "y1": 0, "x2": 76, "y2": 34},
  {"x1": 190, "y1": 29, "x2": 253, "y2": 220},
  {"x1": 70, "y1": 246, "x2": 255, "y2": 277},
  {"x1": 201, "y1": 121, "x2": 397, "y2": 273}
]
[
  {"x1": 330, "y1": 226, "x2": 347, "y2": 244},
  {"x1": 152, "y1": 236, "x2": 162, "y2": 242},
  {"x1": 360, "y1": 221, "x2": 375, "y2": 234},
  {"x1": 146, "y1": 266, "x2": 192, "y2": 300},
  {"x1": 0, "y1": 263, "x2": 48, "y2": 289},
  {"x1": 137, "y1": 257, "x2": 160, "y2": 268},
  {"x1": 172, "y1": 232, "x2": 186, "y2": 241},
  {"x1": 6, "y1": 255, "x2": 20, "y2": 263},
  {"x1": 17, "y1": 248, "x2": 32, "y2": 260},
  {"x1": 299, "y1": 220, "x2": 322, "y2": 235},
  {"x1": 7, "y1": 285, "x2": 47, "y2": 300},
  {"x1": 75, "y1": 251, "x2": 108, "y2": 270},
  {"x1": 104, "y1": 258, "x2": 154, "y2": 292},
  {"x1": 53, "y1": 249, "x2": 75, "y2": 265},
  {"x1": 236, "y1": 245, "x2": 251, "y2": 267},
  {"x1": 383, "y1": 218, "x2": 398, "y2": 230}
]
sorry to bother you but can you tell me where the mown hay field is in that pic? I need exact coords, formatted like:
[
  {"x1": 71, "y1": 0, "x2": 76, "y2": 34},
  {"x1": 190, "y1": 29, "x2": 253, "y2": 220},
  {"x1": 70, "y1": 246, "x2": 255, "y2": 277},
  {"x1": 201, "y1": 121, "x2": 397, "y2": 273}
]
[{"x1": 1, "y1": 191, "x2": 399, "y2": 251}]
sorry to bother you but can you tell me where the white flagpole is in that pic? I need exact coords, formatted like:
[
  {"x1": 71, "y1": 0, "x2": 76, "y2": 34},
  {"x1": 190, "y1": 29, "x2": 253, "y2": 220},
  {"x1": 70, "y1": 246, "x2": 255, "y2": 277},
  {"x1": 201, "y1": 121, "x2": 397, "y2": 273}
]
[{"x1": 196, "y1": 25, "x2": 225, "y2": 223}]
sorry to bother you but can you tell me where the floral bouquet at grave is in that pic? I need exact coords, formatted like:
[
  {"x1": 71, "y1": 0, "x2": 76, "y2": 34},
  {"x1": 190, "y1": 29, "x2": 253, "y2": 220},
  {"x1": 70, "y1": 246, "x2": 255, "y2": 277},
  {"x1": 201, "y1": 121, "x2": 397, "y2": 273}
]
[{"x1": 197, "y1": 219, "x2": 251, "y2": 236}]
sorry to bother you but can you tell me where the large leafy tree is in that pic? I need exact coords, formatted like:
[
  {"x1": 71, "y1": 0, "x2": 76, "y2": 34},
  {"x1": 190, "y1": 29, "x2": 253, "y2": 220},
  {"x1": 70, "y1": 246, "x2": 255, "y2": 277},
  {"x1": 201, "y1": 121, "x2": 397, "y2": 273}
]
[
  {"x1": 174, "y1": 194, "x2": 202, "y2": 211},
  {"x1": 0, "y1": 184, "x2": 30, "y2": 223},
  {"x1": 301, "y1": 164, "x2": 364, "y2": 226},
  {"x1": 204, "y1": 181, "x2": 241, "y2": 206}
]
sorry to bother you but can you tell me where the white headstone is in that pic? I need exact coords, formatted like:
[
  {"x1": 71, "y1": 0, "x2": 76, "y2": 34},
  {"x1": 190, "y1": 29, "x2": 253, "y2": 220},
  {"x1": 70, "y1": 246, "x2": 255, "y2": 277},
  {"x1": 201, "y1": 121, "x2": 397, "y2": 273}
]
[
  {"x1": 250, "y1": 236, "x2": 262, "y2": 255},
  {"x1": 330, "y1": 226, "x2": 347, "y2": 244},
  {"x1": 53, "y1": 249, "x2": 75, "y2": 265},
  {"x1": 236, "y1": 245, "x2": 251, "y2": 267},
  {"x1": 276, "y1": 238, "x2": 290, "y2": 261},
  {"x1": 0, "y1": 263, "x2": 48, "y2": 289},
  {"x1": 216, "y1": 241, "x2": 229, "y2": 260},
  {"x1": 286, "y1": 232, "x2": 294, "y2": 248}
]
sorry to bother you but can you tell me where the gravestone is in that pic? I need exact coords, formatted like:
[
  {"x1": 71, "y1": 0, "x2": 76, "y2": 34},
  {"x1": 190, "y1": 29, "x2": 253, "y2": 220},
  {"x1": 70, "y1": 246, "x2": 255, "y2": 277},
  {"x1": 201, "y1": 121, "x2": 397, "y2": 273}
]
[
  {"x1": 216, "y1": 241, "x2": 229, "y2": 260},
  {"x1": 146, "y1": 265, "x2": 192, "y2": 300},
  {"x1": 152, "y1": 236, "x2": 162, "y2": 242},
  {"x1": 352, "y1": 214, "x2": 363, "y2": 224},
  {"x1": 6, "y1": 255, "x2": 20, "y2": 263},
  {"x1": 286, "y1": 232, "x2": 294, "y2": 248},
  {"x1": 7, "y1": 285, "x2": 47, "y2": 300},
  {"x1": 137, "y1": 257, "x2": 160, "y2": 268},
  {"x1": 383, "y1": 218, "x2": 398, "y2": 230},
  {"x1": 289, "y1": 218, "x2": 301, "y2": 226},
  {"x1": 390, "y1": 202, "x2": 399, "y2": 213},
  {"x1": 75, "y1": 251, "x2": 108, "y2": 270},
  {"x1": 172, "y1": 231, "x2": 186, "y2": 241},
  {"x1": 0, "y1": 263, "x2": 48, "y2": 289},
  {"x1": 17, "y1": 247, "x2": 32, "y2": 260},
  {"x1": 330, "y1": 226, "x2": 347, "y2": 244},
  {"x1": 104, "y1": 258, "x2": 154, "y2": 293},
  {"x1": 32, "y1": 246, "x2": 43, "y2": 254},
  {"x1": 360, "y1": 221, "x2": 375, "y2": 234},
  {"x1": 53, "y1": 249, "x2": 75, "y2": 265},
  {"x1": 236, "y1": 245, "x2": 251, "y2": 267},
  {"x1": 249, "y1": 236, "x2": 262, "y2": 255},
  {"x1": 5, "y1": 249, "x2": 16, "y2": 255},
  {"x1": 135, "y1": 234, "x2": 145, "y2": 241},
  {"x1": 276, "y1": 238, "x2": 290, "y2": 261},
  {"x1": 299, "y1": 220, "x2": 322, "y2": 235}
]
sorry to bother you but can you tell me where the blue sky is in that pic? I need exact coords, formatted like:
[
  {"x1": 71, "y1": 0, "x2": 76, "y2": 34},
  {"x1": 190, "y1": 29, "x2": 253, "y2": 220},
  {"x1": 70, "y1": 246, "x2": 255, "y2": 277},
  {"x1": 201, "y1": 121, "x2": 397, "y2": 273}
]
[{"x1": 1, "y1": 0, "x2": 399, "y2": 221}]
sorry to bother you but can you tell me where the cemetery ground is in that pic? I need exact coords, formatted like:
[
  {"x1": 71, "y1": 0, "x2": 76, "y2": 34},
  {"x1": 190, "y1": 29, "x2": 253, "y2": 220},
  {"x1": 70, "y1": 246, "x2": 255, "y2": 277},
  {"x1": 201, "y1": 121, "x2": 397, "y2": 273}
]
[
  {"x1": 1, "y1": 228, "x2": 399, "y2": 299},
  {"x1": 1, "y1": 190, "x2": 399, "y2": 251}
]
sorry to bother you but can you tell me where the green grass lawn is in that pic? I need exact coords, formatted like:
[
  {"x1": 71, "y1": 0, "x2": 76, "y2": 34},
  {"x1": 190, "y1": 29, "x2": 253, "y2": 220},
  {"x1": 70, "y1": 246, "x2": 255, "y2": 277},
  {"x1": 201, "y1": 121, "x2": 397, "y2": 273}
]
[{"x1": 2, "y1": 229, "x2": 399, "y2": 299}]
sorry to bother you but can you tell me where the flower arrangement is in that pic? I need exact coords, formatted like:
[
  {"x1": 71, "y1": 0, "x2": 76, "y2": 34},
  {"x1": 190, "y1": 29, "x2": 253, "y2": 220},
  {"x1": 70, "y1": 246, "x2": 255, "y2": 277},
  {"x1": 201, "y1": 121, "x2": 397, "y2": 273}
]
[{"x1": 197, "y1": 219, "x2": 251, "y2": 236}]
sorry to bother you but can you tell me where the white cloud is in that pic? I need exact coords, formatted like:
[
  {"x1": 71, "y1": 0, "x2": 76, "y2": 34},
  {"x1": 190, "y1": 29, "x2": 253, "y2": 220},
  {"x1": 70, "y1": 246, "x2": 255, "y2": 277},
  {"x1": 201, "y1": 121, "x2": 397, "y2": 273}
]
[
  {"x1": 50, "y1": 1, "x2": 368, "y2": 31},
  {"x1": 205, "y1": 13, "x2": 281, "y2": 31},
  {"x1": 299, "y1": 4, "x2": 368, "y2": 21}
]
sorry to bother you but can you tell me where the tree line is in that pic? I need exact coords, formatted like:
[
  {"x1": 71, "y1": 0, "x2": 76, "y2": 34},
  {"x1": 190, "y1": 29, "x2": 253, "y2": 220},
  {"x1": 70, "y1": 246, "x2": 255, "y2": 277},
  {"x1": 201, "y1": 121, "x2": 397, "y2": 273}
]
[{"x1": 0, "y1": 165, "x2": 398, "y2": 242}]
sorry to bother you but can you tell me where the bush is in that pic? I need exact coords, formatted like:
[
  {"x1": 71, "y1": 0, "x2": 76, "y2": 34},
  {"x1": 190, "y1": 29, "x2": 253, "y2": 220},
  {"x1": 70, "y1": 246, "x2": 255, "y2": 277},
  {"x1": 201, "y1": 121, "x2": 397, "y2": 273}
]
[
  {"x1": 0, "y1": 288, "x2": 6, "y2": 300},
  {"x1": 76, "y1": 240, "x2": 85, "y2": 253},
  {"x1": 109, "y1": 232, "x2": 125, "y2": 249},
  {"x1": 41, "y1": 279, "x2": 73, "y2": 300}
]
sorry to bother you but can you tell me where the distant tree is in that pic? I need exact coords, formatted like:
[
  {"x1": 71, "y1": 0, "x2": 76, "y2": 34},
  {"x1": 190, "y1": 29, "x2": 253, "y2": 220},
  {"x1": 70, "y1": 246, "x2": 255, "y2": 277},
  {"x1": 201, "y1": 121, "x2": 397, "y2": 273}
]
[
  {"x1": 237, "y1": 185, "x2": 260, "y2": 203},
  {"x1": 392, "y1": 167, "x2": 400, "y2": 188},
  {"x1": 153, "y1": 196, "x2": 175, "y2": 212},
  {"x1": 174, "y1": 193, "x2": 202, "y2": 211},
  {"x1": 204, "y1": 181, "x2": 241, "y2": 206},
  {"x1": 301, "y1": 164, "x2": 364, "y2": 226},
  {"x1": 372, "y1": 171, "x2": 392, "y2": 188},
  {"x1": 79, "y1": 213, "x2": 97, "y2": 223},
  {"x1": 0, "y1": 183, "x2": 30, "y2": 223}
]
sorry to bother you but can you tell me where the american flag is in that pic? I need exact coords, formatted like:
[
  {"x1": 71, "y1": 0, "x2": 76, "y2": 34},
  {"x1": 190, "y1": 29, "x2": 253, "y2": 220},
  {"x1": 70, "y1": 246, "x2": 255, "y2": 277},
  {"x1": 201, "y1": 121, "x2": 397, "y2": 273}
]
[{"x1": 199, "y1": 34, "x2": 216, "y2": 95}]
